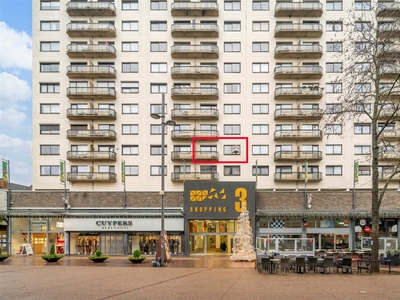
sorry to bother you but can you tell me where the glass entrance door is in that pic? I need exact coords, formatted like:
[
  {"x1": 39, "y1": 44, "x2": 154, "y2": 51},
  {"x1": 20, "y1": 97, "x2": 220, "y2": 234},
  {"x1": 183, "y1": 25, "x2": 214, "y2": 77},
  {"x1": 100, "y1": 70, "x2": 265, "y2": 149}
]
[
  {"x1": 190, "y1": 234, "x2": 233, "y2": 255},
  {"x1": 100, "y1": 232, "x2": 124, "y2": 255}
]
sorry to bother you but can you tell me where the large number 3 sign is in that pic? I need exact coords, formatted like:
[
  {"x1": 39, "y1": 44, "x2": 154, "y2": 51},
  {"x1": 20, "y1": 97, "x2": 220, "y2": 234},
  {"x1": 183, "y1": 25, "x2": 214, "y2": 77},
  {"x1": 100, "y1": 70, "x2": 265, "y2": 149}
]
[{"x1": 234, "y1": 187, "x2": 247, "y2": 212}]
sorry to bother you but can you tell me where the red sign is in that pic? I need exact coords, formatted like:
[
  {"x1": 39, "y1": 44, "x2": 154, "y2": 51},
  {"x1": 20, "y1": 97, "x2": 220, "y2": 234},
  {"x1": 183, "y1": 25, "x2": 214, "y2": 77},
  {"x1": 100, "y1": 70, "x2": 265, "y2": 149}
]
[{"x1": 364, "y1": 226, "x2": 371, "y2": 233}]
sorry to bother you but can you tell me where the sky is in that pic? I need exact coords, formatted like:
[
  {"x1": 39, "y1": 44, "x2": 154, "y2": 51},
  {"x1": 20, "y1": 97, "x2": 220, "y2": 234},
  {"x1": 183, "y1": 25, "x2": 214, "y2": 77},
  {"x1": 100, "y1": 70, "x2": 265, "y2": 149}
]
[{"x1": 0, "y1": 0, "x2": 32, "y2": 186}]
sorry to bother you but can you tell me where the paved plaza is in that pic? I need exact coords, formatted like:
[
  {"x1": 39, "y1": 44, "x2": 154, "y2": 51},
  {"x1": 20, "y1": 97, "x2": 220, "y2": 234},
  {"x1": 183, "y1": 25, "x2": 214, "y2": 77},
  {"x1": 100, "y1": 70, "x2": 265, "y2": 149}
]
[{"x1": 0, "y1": 255, "x2": 399, "y2": 300}]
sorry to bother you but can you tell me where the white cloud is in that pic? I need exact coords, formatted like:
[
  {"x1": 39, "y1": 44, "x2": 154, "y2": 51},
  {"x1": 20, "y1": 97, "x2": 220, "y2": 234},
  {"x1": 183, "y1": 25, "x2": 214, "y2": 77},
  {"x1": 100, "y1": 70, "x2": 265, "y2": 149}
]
[
  {"x1": 0, "y1": 21, "x2": 32, "y2": 70},
  {"x1": 0, "y1": 134, "x2": 32, "y2": 154},
  {"x1": 0, "y1": 72, "x2": 31, "y2": 107},
  {"x1": 0, "y1": 108, "x2": 27, "y2": 130}
]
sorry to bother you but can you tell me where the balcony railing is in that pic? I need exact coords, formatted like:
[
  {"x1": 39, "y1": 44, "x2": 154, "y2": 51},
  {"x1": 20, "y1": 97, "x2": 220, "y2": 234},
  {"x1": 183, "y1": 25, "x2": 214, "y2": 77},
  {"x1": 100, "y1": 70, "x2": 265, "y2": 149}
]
[
  {"x1": 171, "y1": 108, "x2": 219, "y2": 120},
  {"x1": 171, "y1": 172, "x2": 219, "y2": 182},
  {"x1": 274, "y1": 44, "x2": 323, "y2": 58},
  {"x1": 171, "y1": 2, "x2": 219, "y2": 17},
  {"x1": 67, "y1": 172, "x2": 117, "y2": 182},
  {"x1": 171, "y1": 130, "x2": 219, "y2": 140},
  {"x1": 171, "y1": 44, "x2": 219, "y2": 58},
  {"x1": 378, "y1": 108, "x2": 400, "y2": 120},
  {"x1": 171, "y1": 23, "x2": 219, "y2": 37},
  {"x1": 66, "y1": 1, "x2": 116, "y2": 16},
  {"x1": 275, "y1": 23, "x2": 323, "y2": 38},
  {"x1": 171, "y1": 87, "x2": 219, "y2": 100},
  {"x1": 275, "y1": 87, "x2": 323, "y2": 99},
  {"x1": 274, "y1": 151, "x2": 322, "y2": 161},
  {"x1": 274, "y1": 172, "x2": 322, "y2": 181},
  {"x1": 275, "y1": 2, "x2": 323, "y2": 17},
  {"x1": 66, "y1": 65, "x2": 116, "y2": 78},
  {"x1": 66, "y1": 129, "x2": 116, "y2": 140},
  {"x1": 274, "y1": 66, "x2": 323, "y2": 79},
  {"x1": 379, "y1": 172, "x2": 400, "y2": 181},
  {"x1": 66, "y1": 44, "x2": 116, "y2": 58},
  {"x1": 66, "y1": 87, "x2": 116, "y2": 99},
  {"x1": 66, "y1": 108, "x2": 116, "y2": 120},
  {"x1": 171, "y1": 151, "x2": 219, "y2": 161},
  {"x1": 377, "y1": 3, "x2": 400, "y2": 17},
  {"x1": 378, "y1": 129, "x2": 400, "y2": 140},
  {"x1": 378, "y1": 23, "x2": 400, "y2": 38},
  {"x1": 274, "y1": 108, "x2": 323, "y2": 120},
  {"x1": 381, "y1": 87, "x2": 400, "y2": 99},
  {"x1": 274, "y1": 130, "x2": 323, "y2": 141},
  {"x1": 66, "y1": 23, "x2": 116, "y2": 37},
  {"x1": 378, "y1": 151, "x2": 400, "y2": 161},
  {"x1": 67, "y1": 151, "x2": 116, "y2": 161},
  {"x1": 380, "y1": 65, "x2": 400, "y2": 78},
  {"x1": 171, "y1": 66, "x2": 219, "y2": 79}
]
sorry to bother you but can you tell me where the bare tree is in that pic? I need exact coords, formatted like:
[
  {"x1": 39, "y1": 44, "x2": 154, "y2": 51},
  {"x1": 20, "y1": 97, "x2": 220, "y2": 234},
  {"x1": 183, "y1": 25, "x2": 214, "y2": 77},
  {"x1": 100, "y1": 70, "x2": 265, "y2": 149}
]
[{"x1": 324, "y1": 2, "x2": 400, "y2": 272}]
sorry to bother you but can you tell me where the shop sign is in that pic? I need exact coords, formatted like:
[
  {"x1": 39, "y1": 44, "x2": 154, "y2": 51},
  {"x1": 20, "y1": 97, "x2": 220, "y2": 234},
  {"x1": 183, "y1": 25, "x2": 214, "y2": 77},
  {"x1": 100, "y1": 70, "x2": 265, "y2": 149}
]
[
  {"x1": 95, "y1": 220, "x2": 133, "y2": 230},
  {"x1": 31, "y1": 220, "x2": 47, "y2": 226}
]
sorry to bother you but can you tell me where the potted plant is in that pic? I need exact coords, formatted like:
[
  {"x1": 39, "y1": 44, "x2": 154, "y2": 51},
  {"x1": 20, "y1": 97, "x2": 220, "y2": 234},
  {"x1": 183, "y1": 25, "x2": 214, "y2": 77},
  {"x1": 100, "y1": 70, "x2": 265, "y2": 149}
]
[
  {"x1": 42, "y1": 244, "x2": 64, "y2": 263},
  {"x1": 88, "y1": 250, "x2": 109, "y2": 263},
  {"x1": 0, "y1": 250, "x2": 10, "y2": 262},
  {"x1": 128, "y1": 249, "x2": 146, "y2": 264},
  {"x1": 386, "y1": 249, "x2": 400, "y2": 266}
]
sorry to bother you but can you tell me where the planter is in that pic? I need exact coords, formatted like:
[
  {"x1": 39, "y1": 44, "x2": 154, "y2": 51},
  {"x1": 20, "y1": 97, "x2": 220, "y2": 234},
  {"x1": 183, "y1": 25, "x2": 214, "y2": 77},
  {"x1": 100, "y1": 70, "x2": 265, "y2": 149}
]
[
  {"x1": 387, "y1": 254, "x2": 400, "y2": 266},
  {"x1": 89, "y1": 257, "x2": 108, "y2": 263},
  {"x1": 129, "y1": 258, "x2": 146, "y2": 264},
  {"x1": 0, "y1": 256, "x2": 10, "y2": 262},
  {"x1": 42, "y1": 257, "x2": 63, "y2": 263}
]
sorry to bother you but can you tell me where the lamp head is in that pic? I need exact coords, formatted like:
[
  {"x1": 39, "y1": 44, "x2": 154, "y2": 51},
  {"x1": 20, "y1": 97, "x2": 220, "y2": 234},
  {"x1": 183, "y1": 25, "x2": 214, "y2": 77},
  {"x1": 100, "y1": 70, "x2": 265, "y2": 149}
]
[
  {"x1": 151, "y1": 113, "x2": 161, "y2": 120},
  {"x1": 165, "y1": 120, "x2": 176, "y2": 126}
]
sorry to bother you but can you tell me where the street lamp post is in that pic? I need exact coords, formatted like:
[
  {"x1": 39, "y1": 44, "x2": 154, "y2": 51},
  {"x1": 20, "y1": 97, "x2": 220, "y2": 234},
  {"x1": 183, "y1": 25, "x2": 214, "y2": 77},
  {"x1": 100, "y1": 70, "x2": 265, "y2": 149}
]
[{"x1": 151, "y1": 93, "x2": 176, "y2": 266}]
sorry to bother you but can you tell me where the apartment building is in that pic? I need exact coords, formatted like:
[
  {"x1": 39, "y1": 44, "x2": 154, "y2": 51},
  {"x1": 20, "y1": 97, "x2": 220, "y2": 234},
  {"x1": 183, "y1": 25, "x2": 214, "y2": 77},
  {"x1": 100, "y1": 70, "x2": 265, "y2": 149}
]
[{"x1": 8, "y1": 0, "x2": 399, "y2": 256}]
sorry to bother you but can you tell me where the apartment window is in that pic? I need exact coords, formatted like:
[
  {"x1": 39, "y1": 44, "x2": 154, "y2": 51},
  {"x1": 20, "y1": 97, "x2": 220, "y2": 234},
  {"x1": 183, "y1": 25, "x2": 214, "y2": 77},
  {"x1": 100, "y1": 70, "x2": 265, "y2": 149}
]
[
  {"x1": 151, "y1": 166, "x2": 167, "y2": 176},
  {"x1": 224, "y1": 83, "x2": 240, "y2": 93},
  {"x1": 355, "y1": 83, "x2": 371, "y2": 93},
  {"x1": 40, "y1": 165, "x2": 59, "y2": 176},
  {"x1": 40, "y1": 21, "x2": 59, "y2": 31},
  {"x1": 122, "y1": 42, "x2": 138, "y2": 52},
  {"x1": 326, "y1": 21, "x2": 342, "y2": 31},
  {"x1": 224, "y1": 145, "x2": 241, "y2": 155},
  {"x1": 122, "y1": 145, "x2": 139, "y2": 155},
  {"x1": 150, "y1": 104, "x2": 167, "y2": 115},
  {"x1": 40, "y1": 63, "x2": 59, "y2": 72},
  {"x1": 121, "y1": 82, "x2": 138, "y2": 93},
  {"x1": 326, "y1": 83, "x2": 342, "y2": 93},
  {"x1": 150, "y1": 42, "x2": 167, "y2": 52},
  {"x1": 151, "y1": 83, "x2": 167, "y2": 93},
  {"x1": 355, "y1": 103, "x2": 371, "y2": 113},
  {"x1": 150, "y1": 145, "x2": 167, "y2": 155},
  {"x1": 252, "y1": 145, "x2": 269, "y2": 155},
  {"x1": 151, "y1": 63, "x2": 167, "y2": 73},
  {"x1": 224, "y1": 63, "x2": 240, "y2": 73},
  {"x1": 40, "y1": 104, "x2": 60, "y2": 114},
  {"x1": 122, "y1": 63, "x2": 138, "y2": 73},
  {"x1": 253, "y1": 21, "x2": 269, "y2": 31},
  {"x1": 224, "y1": 21, "x2": 241, "y2": 31},
  {"x1": 252, "y1": 104, "x2": 269, "y2": 114},
  {"x1": 122, "y1": 104, "x2": 139, "y2": 114},
  {"x1": 354, "y1": 63, "x2": 370, "y2": 72},
  {"x1": 326, "y1": 63, "x2": 342, "y2": 73},
  {"x1": 224, "y1": 166, "x2": 240, "y2": 176},
  {"x1": 326, "y1": 42, "x2": 342, "y2": 52},
  {"x1": 326, "y1": 1, "x2": 342, "y2": 10},
  {"x1": 125, "y1": 166, "x2": 139, "y2": 176},
  {"x1": 326, "y1": 104, "x2": 342, "y2": 113},
  {"x1": 253, "y1": 166, "x2": 269, "y2": 176},
  {"x1": 122, "y1": 124, "x2": 139, "y2": 135},
  {"x1": 224, "y1": 1, "x2": 240, "y2": 11},
  {"x1": 326, "y1": 166, "x2": 342, "y2": 175},
  {"x1": 253, "y1": 83, "x2": 269, "y2": 93},
  {"x1": 355, "y1": 22, "x2": 371, "y2": 31},
  {"x1": 355, "y1": 1, "x2": 371, "y2": 11},
  {"x1": 151, "y1": 124, "x2": 168, "y2": 135},
  {"x1": 40, "y1": 145, "x2": 60, "y2": 155},
  {"x1": 151, "y1": 21, "x2": 167, "y2": 31},
  {"x1": 253, "y1": 42, "x2": 269, "y2": 52},
  {"x1": 253, "y1": 125, "x2": 269, "y2": 134},
  {"x1": 122, "y1": 1, "x2": 138, "y2": 10},
  {"x1": 122, "y1": 21, "x2": 138, "y2": 31},
  {"x1": 359, "y1": 166, "x2": 371, "y2": 175},
  {"x1": 224, "y1": 125, "x2": 240, "y2": 135},
  {"x1": 151, "y1": 0, "x2": 167, "y2": 10},
  {"x1": 355, "y1": 42, "x2": 371, "y2": 52},
  {"x1": 253, "y1": 1, "x2": 269, "y2": 10},
  {"x1": 224, "y1": 104, "x2": 240, "y2": 114},
  {"x1": 40, "y1": 42, "x2": 59, "y2": 52},
  {"x1": 40, "y1": 124, "x2": 59, "y2": 134},
  {"x1": 253, "y1": 63, "x2": 269, "y2": 73},
  {"x1": 326, "y1": 124, "x2": 342, "y2": 134},
  {"x1": 326, "y1": 144, "x2": 342, "y2": 155},
  {"x1": 40, "y1": 1, "x2": 59, "y2": 10},
  {"x1": 354, "y1": 124, "x2": 371, "y2": 134},
  {"x1": 224, "y1": 42, "x2": 241, "y2": 52},
  {"x1": 40, "y1": 83, "x2": 60, "y2": 93},
  {"x1": 355, "y1": 145, "x2": 371, "y2": 155}
]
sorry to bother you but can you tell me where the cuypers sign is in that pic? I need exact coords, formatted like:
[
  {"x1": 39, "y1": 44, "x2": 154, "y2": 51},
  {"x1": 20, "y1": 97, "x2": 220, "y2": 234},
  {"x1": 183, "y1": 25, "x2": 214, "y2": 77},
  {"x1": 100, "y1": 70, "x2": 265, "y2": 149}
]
[{"x1": 184, "y1": 182, "x2": 256, "y2": 219}]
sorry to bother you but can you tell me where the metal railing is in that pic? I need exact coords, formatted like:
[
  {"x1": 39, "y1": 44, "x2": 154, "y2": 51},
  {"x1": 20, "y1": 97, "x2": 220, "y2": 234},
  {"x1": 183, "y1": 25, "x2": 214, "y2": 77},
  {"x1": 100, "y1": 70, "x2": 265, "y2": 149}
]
[
  {"x1": 171, "y1": 108, "x2": 219, "y2": 118},
  {"x1": 274, "y1": 130, "x2": 323, "y2": 139},
  {"x1": 274, "y1": 172, "x2": 322, "y2": 181},
  {"x1": 275, "y1": 23, "x2": 323, "y2": 33},
  {"x1": 275, "y1": 87, "x2": 323, "y2": 97},
  {"x1": 171, "y1": 172, "x2": 219, "y2": 181},
  {"x1": 171, "y1": 2, "x2": 218, "y2": 11},
  {"x1": 274, "y1": 66, "x2": 323, "y2": 75},
  {"x1": 171, "y1": 66, "x2": 219, "y2": 76},
  {"x1": 66, "y1": 129, "x2": 116, "y2": 139},
  {"x1": 274, "y1": 151, "x2": 322, "y2": 160},
  {"x1": 66, "y1": 23, "x2": 116, "y2": 33},
  {"x1": 171, "y1": 130, "x2": 219, "y2": 139},
  {"x1": 67, "y1": 172, "x2": 117, "y2": 181},
  {"x1": 66, "y1": 44, "x2": 116, "y2": 55},
  {"x1": 274, "y1": 108, "x2": 323, "y2": 118},
  {"x1": 66, "y1": 108, "x2": 116, "y2": 118},
  {"x1": 171, "y1": 23, "x2": 218, "y2": 33},
  {"x1": 171, "y1": 44, "x2": 219, "y2": 55},
  {"x1": 275, "y1": 44, "x2": 323, "y2": 54},
  {"x1": 66, "y1": 1, "x2": 116, "y2": 12},
  {"x1": 67, "y1": 151, "x2": 116, "y2": 160},
  {"x1": 275, "y1": 2, "x2": 323, "y2": 11},
  {"x1": 66, "y1": 87, "x2": 116, "y2": 97},
  {"x1": 171, "y1": 87, "x2": 219, "y2": 97},
  {"x1": 66, "y1": 65, "x2": 116, "y2": 76}
]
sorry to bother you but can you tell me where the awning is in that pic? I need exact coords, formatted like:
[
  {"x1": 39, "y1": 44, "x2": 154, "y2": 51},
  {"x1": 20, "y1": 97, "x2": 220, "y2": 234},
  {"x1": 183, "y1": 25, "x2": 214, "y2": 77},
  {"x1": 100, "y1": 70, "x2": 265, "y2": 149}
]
[{"x1": 256, "y1": 210, "x2": 400, "y2": 219}]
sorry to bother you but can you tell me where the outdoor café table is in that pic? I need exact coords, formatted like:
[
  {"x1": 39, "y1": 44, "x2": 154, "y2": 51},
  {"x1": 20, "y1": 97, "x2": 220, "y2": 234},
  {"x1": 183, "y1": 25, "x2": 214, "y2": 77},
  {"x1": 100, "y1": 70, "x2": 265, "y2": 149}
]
[{"x1": 371, "y1": 259, "x2": 391, "y2": 273}]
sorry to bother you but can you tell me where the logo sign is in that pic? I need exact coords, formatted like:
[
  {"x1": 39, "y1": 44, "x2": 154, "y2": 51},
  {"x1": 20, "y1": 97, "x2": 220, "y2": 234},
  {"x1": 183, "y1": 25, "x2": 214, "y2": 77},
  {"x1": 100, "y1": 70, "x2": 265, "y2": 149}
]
[
  {"x1": 184, "y1": 181, "x2": 256, "y2": 219},
  {"x1": 31, "y1": 220, "x2": 47, "y2": 226}
]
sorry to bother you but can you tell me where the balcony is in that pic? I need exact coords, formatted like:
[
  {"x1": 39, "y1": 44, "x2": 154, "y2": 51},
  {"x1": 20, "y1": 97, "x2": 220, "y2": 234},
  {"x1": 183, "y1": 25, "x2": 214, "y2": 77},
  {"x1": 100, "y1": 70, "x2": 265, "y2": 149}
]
[
  {"x1": 274, "y1": 44, "x2": 323, "y2": 59},
  {"x1": 66, "y1": 108, "x2": 116, "y2": 120},
  {"x1": 381, "y1": 87, "x2": 400, "y2": 100},
  {"x1": 171, "y1": 151, "x2": 219, "y2": 161},
  {"x1": 67, "y1": 151, "x2": 116, "y2": 161},
  {"x1": 66, "y1": 23, "x2": 116, "y2": 37},
  {"x1": 171, "y1": 108, "x2": 219, "y2": 120},
  {"x1": 274, "y1": 66, "x2": 323, "y2": 79},
  {"x1": 380, "y1": 65, "x2": 400, "y2": 79},
  {"x1": 275, "y1": 2, "x2": 323, "y2": 17},
  {"x1": 171, "y1": 172, "x2": 219, "y2": 182},
  {"x1": 171, "y1": 23, "x2": 219, "y2": 37},
  {"x1": 171, "y1": 66, "x2": 219, "y2": 79},
  {"x1": 274, "y1": 151, "x2": 322, "y2": 161},
  {"x1": 66, "y1": 1, "x2": 116, "y2": 16},
  {"x1": 66, "y1": 87, "x2": 116, "y2": 100},
  {"x1": 66, "y1": 65, "x2": 116, "y2": 79},
  {"x1": 275, "y1": 23, "x2": 323, "y2": 38},
  {"x1": 67, "y1": 44, "x2": 116, "y2": 58},
  {"x1": 171, "y1": 44, "x2": 219, "y2": 58},
  {"x1": 274, "y1": 172, "x2": 322, "y2": 181},
  {"x1": 378, "y1": 129, "x2": 400, "y2": 141},
  {"x1": 378, "y1": 23, "x2": 400, "y2": 38},
  {"x1": 378, "y1": 151, "x2": 400, "y2": 161},
  {"x1": 274, "y1": 130, "x2": 323, "y2": 141},
  {"x1": 171, "y1": 1, "x2": 219, "y2": 17},
  {"x1": 171, "y1": 130, "x2": 219, "y2": 140},
  {"x1": 379, "y1": 172, "x2": 400, "y2": 181},
  {"x1": 171, "y1": 87, "x2": 219, "y2": 100},
  {"x1": 66, "y1": 129, "x2": 116, "y2": 141},
  {"x1": 274, "y1": 108, "x2": 323, "y2": 120},
  {"x1": 67, "y1": 172, "x2": 117, "y2": 182},
  {"x1": 377, "y1": 3, "x2": 400, "y2": 18},
  {"x1": 378, "y1": 108, "x2": 400, "y2": 120},
  {"x1": 275, "y1": 87, "x2": 323, "y2": 100}
]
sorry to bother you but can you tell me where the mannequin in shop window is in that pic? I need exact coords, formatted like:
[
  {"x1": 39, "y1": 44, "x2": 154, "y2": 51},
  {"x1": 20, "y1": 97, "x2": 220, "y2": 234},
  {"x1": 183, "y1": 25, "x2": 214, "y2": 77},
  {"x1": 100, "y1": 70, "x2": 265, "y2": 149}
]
[
  {"x1": 144, "y1": 241, "x2": 149, "y2": 254},
  {"x1": 85, "y1": 238, "x2": 89, "y2": 254},
  {"x1": 220, "y1": 241, "x2": 227, "y2": 252},
  {"x1": 151, "y1": 240, "x2": 156, "y2": 254},
  {"x1": 173, "y1": 240, "x2": 179, "y2": 254}
]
